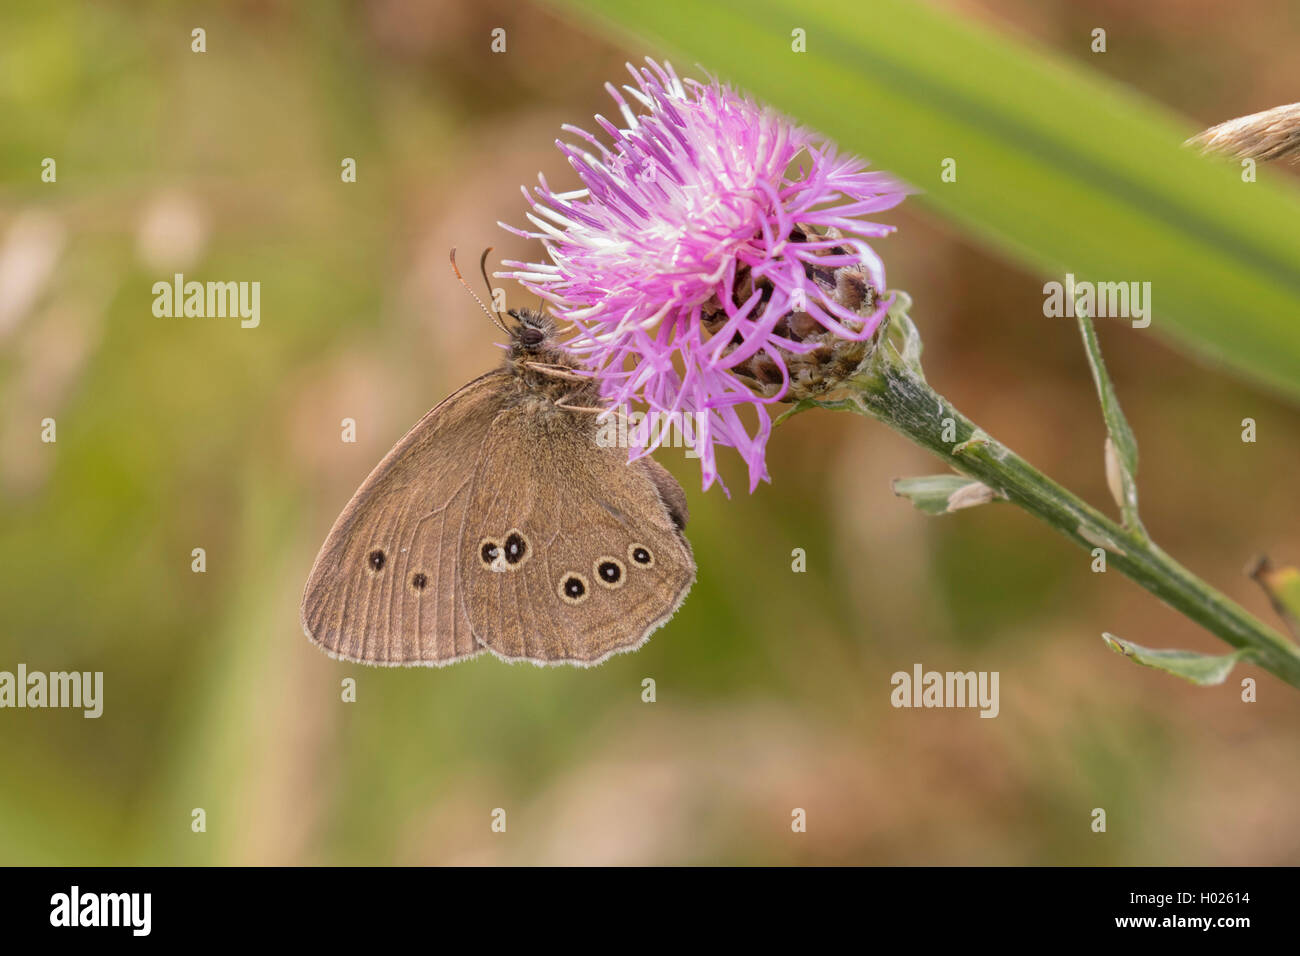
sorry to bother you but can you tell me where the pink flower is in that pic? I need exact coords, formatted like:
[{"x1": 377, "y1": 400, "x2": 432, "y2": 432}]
[{"x1": 500, "y1": 59, "x2": 907, "y2": 492}]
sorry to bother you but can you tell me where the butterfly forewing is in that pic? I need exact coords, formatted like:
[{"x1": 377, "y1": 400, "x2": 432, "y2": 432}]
[{"x1": 300, "y1": 372, "x2": 507, "y2": 665}]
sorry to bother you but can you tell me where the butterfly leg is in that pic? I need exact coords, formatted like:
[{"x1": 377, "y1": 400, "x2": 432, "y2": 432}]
[
  {"x1": 555, "y1": 400, "x2": 608, "y2": 414},
  {"x1": 524, "y1": 362, "x2": 591, "y2": 383}
]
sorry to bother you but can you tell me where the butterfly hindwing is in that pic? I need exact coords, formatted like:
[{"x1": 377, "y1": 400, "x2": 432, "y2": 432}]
[{"x1": 458, "y1": 403, "x2": 696, "y2": 665}]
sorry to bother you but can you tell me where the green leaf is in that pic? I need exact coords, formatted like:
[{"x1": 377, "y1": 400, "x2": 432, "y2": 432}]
[
  {"x1": 893, "y1": 474, "x2": 998, "y2": 516},
  {"x1": 1077, "y1": 307, "x2": 1138, "y2": 477},
  {"x1": 550, "y1": 0, "x2": 1300, "y2": 400},
  {"x1": 1076, "y1": 305, "x2": 1145, "y2": 535},
  {"x1": 1102, "y1": 633, "x2": 1249, "y2": 686}
]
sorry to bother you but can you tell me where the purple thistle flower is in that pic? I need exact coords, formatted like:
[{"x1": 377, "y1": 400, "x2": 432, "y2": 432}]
[{"x1": 499, "y1": 59, "x2": 908, "y2": 493}]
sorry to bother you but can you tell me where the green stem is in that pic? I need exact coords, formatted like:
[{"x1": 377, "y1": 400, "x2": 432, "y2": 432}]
[{"x1": 818, "y1": 355, "x2": 1300, "y2": 689}]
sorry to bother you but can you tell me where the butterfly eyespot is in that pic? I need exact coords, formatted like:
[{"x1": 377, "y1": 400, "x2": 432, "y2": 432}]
[
  {"x1": 503, "y1": 530, "x2": 529, "y2": 566},
  {"x1": 595, "y1": 557, "x2": 625, "y2": 588},
  {"x1": 410, "y1": 572, "x2": 428, "y2": 591},
  {"x1": 628, "y1": 544, "x2": 654, "y2": 567},
  {"x1": 367, "y1": 549, "x2": 386, "y2": 572},
  {"x1": 558, "y1": 573, "x2": 589, "y2": 604},
  {"x1": 479, "y1": 539, "x2": 501, "y2": 568}
]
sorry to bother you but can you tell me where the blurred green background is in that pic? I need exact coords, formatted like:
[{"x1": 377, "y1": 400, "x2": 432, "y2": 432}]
[{"x1": 1, "y1": 0, "x2": 1298, "y2": 865}]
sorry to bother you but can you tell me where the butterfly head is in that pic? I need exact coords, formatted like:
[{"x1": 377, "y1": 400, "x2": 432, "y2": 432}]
[
  {"x1": 449, "y1": 248, "x2": 565, "y2": 355},
  {"x1": 506, "y1": 307, "x2": 555, "y2": 351}
]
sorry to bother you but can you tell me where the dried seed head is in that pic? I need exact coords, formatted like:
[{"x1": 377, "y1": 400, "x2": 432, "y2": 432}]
[{"x1": 1187, "y1": 102, "x2": 1300, "y2": 163}]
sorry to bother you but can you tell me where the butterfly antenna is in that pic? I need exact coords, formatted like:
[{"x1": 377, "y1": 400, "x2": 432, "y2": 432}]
[{"x1": 450, "y1": 247, "x2": 510, "y2": 336}]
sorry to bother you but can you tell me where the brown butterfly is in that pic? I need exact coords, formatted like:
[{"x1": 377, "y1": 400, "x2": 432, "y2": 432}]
[{"x1": 300, "y1": 250, "x2": 695, "y2": 667}]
